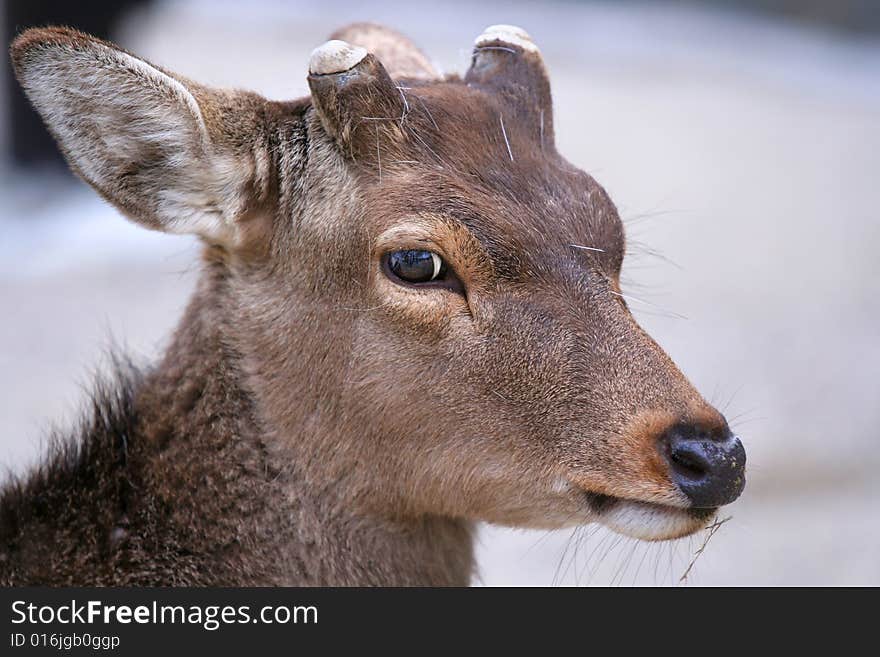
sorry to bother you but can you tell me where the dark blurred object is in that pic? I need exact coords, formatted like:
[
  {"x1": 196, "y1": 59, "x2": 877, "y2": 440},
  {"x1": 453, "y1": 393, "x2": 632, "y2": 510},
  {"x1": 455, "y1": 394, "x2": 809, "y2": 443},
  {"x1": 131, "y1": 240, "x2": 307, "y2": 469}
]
[
  {"x1": 4, "y1": 0, "x2": 148, "y2": 169},
  {"x1": 691, "y1": 0, "x2": 880, "y2": 35}
]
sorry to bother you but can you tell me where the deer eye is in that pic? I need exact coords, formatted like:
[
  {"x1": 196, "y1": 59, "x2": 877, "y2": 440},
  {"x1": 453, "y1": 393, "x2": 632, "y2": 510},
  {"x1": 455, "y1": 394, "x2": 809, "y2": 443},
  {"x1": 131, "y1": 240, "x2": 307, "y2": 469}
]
[{"x1": 384, "y1": 250, "x2": 446, "y2": 284}]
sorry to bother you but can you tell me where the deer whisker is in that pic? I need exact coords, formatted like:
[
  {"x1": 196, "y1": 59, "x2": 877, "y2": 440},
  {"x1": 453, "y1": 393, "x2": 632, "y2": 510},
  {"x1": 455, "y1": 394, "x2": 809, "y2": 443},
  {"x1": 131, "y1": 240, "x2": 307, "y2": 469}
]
[
  {"x1": 570, "y1": 243, "x2": 605, "y2": 253},
  {"x1": 609, "y1": 290, "x2": 688, "y2": 320},
  {"x1": 475, "y1": 45, "x2": 517, "y2": 54},
  {"x1": 413, "y1": 93, "x2": 439, "y2": 131},
  {"x1": 499, "y1": 113, "x2": 514, "y2": 162}
]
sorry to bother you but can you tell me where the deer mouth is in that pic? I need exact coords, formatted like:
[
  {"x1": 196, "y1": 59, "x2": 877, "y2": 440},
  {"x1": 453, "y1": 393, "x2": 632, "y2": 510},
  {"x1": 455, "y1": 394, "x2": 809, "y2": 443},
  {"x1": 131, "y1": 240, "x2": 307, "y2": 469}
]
[{"x1": 584, "y1": 492, "x2": 716, "y2": 541}]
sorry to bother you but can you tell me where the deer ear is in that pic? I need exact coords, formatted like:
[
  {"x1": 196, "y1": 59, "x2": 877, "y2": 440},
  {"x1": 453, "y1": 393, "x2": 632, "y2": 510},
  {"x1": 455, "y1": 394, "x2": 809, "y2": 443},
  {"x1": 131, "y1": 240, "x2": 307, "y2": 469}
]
[{"x1": 10, "y1": 27, "x2": 265, "y2": 244}]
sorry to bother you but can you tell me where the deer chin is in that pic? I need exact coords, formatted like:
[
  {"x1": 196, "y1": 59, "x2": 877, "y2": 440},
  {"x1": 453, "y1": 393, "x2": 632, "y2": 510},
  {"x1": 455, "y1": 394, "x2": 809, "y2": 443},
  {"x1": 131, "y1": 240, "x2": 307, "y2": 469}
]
[{"x1": 588, "y1": 495, "x2": 717, "y2": 541}]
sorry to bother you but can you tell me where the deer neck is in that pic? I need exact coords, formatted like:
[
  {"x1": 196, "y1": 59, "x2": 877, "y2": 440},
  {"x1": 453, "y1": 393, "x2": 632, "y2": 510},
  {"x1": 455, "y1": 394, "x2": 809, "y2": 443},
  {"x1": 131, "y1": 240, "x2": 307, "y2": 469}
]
[{"x1": 137, "y1": 260, "x2": 475, "y2": 585}]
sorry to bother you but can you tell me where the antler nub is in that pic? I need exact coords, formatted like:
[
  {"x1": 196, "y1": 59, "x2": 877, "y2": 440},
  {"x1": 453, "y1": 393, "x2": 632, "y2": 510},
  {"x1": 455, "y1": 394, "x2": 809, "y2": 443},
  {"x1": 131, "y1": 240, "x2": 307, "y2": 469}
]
[
  {"x1": 307, "y1": 38, "x2": 404, "y2": 159},
  {"x1": 474, "y1": 24, "x2": 539, "y2": 54},
  {"x1": 466, "y1": 23, "x2": 554, "y2": 150},
  {"x1": 308, "y1": 40, "x2": 368, "y2": 75}
]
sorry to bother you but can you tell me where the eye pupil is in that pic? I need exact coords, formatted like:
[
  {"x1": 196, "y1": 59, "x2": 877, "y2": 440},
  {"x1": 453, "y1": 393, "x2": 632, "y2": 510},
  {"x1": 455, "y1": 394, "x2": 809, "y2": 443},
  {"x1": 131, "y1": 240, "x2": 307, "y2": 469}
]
[{"x1": 387, "y1": 250, "x2": 445, "y2": 284}]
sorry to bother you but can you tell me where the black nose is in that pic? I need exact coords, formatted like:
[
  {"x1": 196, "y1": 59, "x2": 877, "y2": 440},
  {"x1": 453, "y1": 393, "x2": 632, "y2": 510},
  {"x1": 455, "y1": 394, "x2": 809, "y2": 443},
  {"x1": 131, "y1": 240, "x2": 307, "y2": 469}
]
[{"x1": 661, "y1": 423, "x2": 746, "y2": 508}]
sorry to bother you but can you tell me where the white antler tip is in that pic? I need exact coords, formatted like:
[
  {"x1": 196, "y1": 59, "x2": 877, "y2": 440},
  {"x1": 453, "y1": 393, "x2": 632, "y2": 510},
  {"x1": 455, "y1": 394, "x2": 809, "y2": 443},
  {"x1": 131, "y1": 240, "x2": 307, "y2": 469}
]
[
  {"x1": 474, "y1": 24, "x2": 538, "y2": 53},
  {"x1": 309, "y1": 40, "x2": 368, "y2": 75}
]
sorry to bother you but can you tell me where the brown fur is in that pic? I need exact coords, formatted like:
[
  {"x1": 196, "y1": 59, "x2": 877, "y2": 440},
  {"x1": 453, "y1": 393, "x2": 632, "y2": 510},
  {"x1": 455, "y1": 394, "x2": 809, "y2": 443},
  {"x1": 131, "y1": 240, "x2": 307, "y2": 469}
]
[{"x1": 2, "y1": 23, "x2": 737, "y2": 586}]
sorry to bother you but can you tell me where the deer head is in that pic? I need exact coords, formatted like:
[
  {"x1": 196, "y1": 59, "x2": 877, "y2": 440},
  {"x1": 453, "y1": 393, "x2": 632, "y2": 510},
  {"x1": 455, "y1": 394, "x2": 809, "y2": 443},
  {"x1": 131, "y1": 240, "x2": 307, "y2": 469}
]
[{"x1": 10, "y1": 23, "x2": 744, "y2": 543}]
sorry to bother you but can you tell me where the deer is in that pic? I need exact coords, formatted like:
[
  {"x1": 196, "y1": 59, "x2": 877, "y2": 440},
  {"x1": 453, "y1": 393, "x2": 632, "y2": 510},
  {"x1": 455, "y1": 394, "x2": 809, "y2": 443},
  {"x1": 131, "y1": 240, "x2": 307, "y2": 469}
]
[{"x1": 1, "y1": 22, "x2": 745, "y2": 586}]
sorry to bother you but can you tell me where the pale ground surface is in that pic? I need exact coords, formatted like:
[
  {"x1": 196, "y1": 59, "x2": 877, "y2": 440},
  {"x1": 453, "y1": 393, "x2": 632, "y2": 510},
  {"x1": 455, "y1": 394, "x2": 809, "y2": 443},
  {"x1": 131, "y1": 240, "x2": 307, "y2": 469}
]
[{"x1": 1, "y1": 0, "x2": 878, "y2": 585}]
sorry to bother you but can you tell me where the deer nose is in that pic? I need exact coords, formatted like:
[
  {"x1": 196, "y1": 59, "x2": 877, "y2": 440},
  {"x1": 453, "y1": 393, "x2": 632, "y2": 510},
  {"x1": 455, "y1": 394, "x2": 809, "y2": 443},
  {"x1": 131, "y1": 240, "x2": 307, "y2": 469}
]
[{"x1": 661, "y1": 423, "x2": 746, "y2": 508}]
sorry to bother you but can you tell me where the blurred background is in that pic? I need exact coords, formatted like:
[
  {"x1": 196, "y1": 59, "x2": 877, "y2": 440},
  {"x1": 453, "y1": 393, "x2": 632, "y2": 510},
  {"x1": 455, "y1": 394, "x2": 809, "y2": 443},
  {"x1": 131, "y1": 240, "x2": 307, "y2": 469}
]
[{"x1": 1, "y1": 0, "x2": 878, "y2": 585}]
